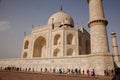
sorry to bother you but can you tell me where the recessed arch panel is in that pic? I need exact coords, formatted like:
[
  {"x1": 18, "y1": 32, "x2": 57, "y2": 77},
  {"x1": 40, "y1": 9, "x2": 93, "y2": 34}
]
[
  {"x1": 67, "y1": 48, "x2": 73, "y2": 56},
  {"x1": 24, "y1": 40, "x2": 29, "y2": 49},
  {"x1": 67, "y1": 33, "x2": 75, "y2": 45},
  {"x1": 23, "y1": 52, "x2": 27, "y2": 58},
  {"x1": 54, "y1": 34, "x2": 61, "y2": 45},
  {"x1": 53, "y1": 48, "x2": 60, "y2": 57},
  {"x1": 33, "y1": 36, "x2": 46, "y2": 57}
]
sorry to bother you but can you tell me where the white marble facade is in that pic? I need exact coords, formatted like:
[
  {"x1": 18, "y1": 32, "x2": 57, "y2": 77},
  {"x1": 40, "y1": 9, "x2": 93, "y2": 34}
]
[{"x1": 0, "y1": 0, "x2": 120, "y2": 75}]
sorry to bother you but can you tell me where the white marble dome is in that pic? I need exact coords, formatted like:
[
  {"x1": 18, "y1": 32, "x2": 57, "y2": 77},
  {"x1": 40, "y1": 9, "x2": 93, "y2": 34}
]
[{"x1": 48, "y1": 10, "x2": 74, "y2": 26}]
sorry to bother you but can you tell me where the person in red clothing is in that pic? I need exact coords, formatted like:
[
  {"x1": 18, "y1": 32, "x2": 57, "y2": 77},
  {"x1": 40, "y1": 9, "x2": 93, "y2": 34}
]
[
  {"x1": 87, "y1": 69, "x2": 90, "y2": 76},
  {"x1": 82, "y1": 69, "x2": 85, "y2": 75}
]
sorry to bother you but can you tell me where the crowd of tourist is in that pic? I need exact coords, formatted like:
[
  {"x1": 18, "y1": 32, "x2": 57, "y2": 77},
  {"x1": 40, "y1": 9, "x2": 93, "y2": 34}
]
[
  {"x1": 0, "y1": 65, "x2": 96, "y2": 76},
  {"x1": 0, "y1": 65, "x2": 116, "y2": 77},
  {"x1": 104, "y1": 69, "x2": 114, "y2": 76}
]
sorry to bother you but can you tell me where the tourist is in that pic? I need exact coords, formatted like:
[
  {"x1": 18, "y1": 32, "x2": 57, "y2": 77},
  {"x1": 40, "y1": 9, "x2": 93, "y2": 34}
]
[
  {"x1": 82, "y1": 69, "x2": 85, "y2": 75},
  {"x1": 53, "y1": 68, "x2": 55, "y2": 73},
  {"x1": 67, "y1": 69, "x2": 70, "y2": 75},
  {"x1": 71, "y1": 69, "x2": 74, "y2": 74},
  {"x1": 45, "y1": 68, "x2": 47, "y2": 72},
  {"x1": 20, "y1": 67, "x2": 21, "y2": 71},
  {"x1": 59, "y1": 68, "x2": 62, "y2": 74},
  {"x1": 62, "y1": 68, "x2": 65, "y2": 74},
  {"x1": 75, "y1": 68, "x2": 78, "y2": 74},
  {"x1": 28, "y1": 68, "x2": 31, "y2": 71},
  {"x1": 87, "y1": 69, "x2": 90, "y2": 76},
  {"x1": 78, "y1": 68, "x2": 81, "y2": 75},
  {"x1": 91, "y1": 69, "x2": 95, "y2": 76},
  {"x1": 40, "y1": 68, "x2": 42, "y2": 72},
  {"x1": 104, "y1": 70, "x2": 106, "y2": 76}
]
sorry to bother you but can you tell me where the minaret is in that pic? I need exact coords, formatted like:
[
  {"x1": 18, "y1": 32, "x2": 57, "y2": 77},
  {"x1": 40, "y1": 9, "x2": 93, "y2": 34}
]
[
  {"x1": 111, "y1": 32, "x2": 119, "y2": 61},
  {"x1": 87, "y1": 0, "x2": 109, "y2": 54}
]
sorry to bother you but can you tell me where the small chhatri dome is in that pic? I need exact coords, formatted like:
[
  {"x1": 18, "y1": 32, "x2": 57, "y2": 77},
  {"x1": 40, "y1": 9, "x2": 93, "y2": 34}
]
[{"x1": 48, "y1": 10, "x2": 74, "y2": 27}]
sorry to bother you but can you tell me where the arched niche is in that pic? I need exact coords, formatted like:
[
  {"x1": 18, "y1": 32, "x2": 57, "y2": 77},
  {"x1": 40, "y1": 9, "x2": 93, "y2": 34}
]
[
  {"x1": 33, "y1": 36, "x2": 46, "y2": 57},
  {"x1": 67, "y1": 48, "x2": 73, "y2": 56},
  {"x1": 24, "y1": 40, "x2": 29, "y2": 49},
  {"x1": 67, "y1": 33, "x2": 75, "y2": 45},
  {"x1": 54, "y1": 34, "x2": 61, "y2": 45},
  {"x1": 53, "y1": 48, "x2": 60, "y2": 57},
  {"x1": 23, "y1": 52, "x2": 27, "y2": 58}
]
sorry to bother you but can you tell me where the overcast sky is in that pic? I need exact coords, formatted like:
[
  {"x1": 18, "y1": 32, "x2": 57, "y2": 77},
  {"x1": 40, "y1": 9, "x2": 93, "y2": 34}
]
[{"x1": 0, "y1": 0, "x2": 120, "y2": 59}]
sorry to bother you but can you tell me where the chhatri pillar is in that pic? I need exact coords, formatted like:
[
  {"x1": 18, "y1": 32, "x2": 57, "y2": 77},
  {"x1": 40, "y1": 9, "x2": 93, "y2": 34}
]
[
  {"x1": 87, "y1": 0, "x2": 109, "y2": 54},
  {"x1": 111, "y1": 32, "x2": 120, "y2": 62}
]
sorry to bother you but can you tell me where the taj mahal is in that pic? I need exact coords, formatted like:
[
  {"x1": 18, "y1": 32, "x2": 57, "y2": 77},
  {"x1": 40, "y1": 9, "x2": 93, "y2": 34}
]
[{"x1": 0, "y1": 0, "x2": 120, "y2": 75}]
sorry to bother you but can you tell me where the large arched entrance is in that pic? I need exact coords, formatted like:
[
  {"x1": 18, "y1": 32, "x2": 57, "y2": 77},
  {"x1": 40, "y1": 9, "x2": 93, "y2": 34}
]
[{"x1": 33, "y1": 36, "x2": 46, "y2": 57}]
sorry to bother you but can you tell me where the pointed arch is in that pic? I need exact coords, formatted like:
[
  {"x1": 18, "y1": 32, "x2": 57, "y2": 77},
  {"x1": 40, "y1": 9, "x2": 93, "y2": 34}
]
[
  {"x1": 23, "y1": 52, "x2": 27, "y2": 58},
  {"x1": 24, "y1": 40, "x2": 29, "y2": 49},
  {"x1": 54, "y1": 34, "x2": 61, "y2": 45},
  {"x1": 33, "y1": 36, "x2": 46, "y2": 57},
  {"x1": 53, "y1": 48, "x2": 60, "y2": 57},
  {"x1": 67, "y1": 33, "x2": 75, "y2": 45},
  {"x1": 67, "y1": 48, "x2": 73, "y2": 56}
]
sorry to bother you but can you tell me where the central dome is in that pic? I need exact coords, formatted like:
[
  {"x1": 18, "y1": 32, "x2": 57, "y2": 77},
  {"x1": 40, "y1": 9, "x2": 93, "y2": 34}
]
[{"x1": 48, "y1": 11, "x2": 74, "y2": 26}]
